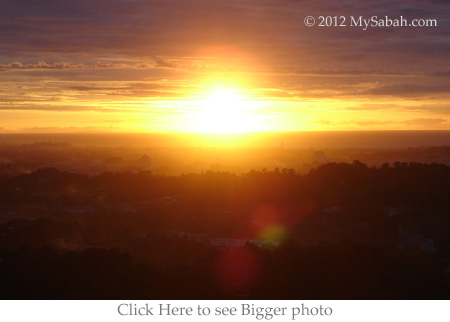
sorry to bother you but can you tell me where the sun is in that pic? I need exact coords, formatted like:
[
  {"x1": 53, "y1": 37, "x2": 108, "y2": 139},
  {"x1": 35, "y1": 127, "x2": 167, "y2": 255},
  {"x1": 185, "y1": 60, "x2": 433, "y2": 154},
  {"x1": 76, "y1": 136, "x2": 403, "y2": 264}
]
[{"x1": 189, "y1": 88, "x2": 261, "y2": 133}]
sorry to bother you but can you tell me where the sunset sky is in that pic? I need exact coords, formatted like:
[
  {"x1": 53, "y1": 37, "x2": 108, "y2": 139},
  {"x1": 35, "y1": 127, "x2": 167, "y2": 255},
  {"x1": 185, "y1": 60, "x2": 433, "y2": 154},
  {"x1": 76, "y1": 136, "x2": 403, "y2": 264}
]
[{"x1": 1, "y1": 0, "x2": 449, "y2": 133}]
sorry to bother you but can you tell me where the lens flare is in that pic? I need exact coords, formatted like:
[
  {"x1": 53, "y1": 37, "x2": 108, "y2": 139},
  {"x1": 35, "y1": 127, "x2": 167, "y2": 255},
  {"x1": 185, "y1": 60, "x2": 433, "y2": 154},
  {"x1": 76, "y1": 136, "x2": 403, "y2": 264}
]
[
  {"x1": 257, "y1": 225, "x2": 286, "y2": 241},
  {"x1": 251, "y1": 204, "x2": 287, "y2": 242},
  {"x1": 214, "y1": 247, "x2": 262, "y2": 294}
]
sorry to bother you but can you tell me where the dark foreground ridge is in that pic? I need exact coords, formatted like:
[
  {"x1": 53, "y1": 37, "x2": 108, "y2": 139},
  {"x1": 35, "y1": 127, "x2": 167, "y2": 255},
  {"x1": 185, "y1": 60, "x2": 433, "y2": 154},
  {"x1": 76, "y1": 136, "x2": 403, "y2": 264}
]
[{"x1": 1, "y1": 161, "x2": 450, "y2": 299}]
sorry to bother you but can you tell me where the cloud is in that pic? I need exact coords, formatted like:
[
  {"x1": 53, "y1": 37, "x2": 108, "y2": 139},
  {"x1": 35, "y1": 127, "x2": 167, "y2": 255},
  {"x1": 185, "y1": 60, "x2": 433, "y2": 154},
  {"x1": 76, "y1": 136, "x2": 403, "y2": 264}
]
[
  {"x1": 1, "y1": 0, "x2": 448, "y2": 76},
  {"x1": 430, "y1": 71, "x2": 450, "y2": 77},
  {"x1": 20, "y1": 126, "x2": 122, "y2": 133},
  {"x1": 0, "y1": 0, "x2": 449, "y2": 130},
  {"x1": 0, "y1": 103, "x2": 153, "y2": 113},
  {"x1": 0, "y1": 105, "x2": 103, "y2": 112},
  {"x1": 345, "y1": 104, "x2": 401, "y2": 111},
  {"x1": 1, "y1": 0, "x2": 447, "y2": 64},
  {"x1": 414, "y1": 104, "x2": 450, "y2": 115},
  {"x1": 154, "y1": 57, "x2": 177, "y2": 69},
  {"x1": 310, "y1": 119, "x2": 332, "y2": 125},
  {"x1": 291, "y1": 69, "x2": 415, "y2": 77},
  {"x1": 353, "y1": 120, "x2": 394, "y2": 126},
  {"x1": 344, "y1": 103, "x2": 450, "y2": 117},
  {"x1": 362, "y1": 85, "x2": 450, "y2": 97},
  {"x1": 404, "y1": 118, "x2": 448, "y2": 126},
  {"x1": 0, "y1": 61, "x2": 86, "y2": 70},
  {"x1": 0, "y1": 61, "x2": 158, "y2": 71}
]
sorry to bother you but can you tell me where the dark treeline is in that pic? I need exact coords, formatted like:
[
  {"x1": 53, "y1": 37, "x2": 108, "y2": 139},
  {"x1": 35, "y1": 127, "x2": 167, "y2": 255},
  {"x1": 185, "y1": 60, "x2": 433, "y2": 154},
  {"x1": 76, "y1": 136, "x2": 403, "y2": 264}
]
[
  {"x1": 1, "y1": 160, "x2": 449, "y2": 207},
  {"x1": 1, "y1": 161, "x2": 450, "y2": 299}
]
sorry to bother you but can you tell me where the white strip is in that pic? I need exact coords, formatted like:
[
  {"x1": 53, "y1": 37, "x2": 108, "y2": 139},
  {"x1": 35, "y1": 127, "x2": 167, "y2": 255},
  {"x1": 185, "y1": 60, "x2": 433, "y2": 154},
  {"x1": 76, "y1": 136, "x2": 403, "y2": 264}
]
[{"x1": 1, "y1": 300, "x2": 449, "y2": 322}]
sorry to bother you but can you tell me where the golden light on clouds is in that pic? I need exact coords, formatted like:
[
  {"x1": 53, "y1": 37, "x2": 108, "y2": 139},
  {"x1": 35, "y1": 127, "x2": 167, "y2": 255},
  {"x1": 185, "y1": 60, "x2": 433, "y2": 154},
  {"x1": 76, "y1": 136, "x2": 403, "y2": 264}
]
[{"x1": 0, "y1": 0, "x2": 449, "y2": 133}]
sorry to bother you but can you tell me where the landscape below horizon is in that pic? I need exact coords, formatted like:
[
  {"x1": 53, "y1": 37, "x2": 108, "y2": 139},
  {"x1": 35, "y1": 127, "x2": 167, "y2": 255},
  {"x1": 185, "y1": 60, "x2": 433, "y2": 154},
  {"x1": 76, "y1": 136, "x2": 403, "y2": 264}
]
[
  {"x1": 1, "y1": 131, "x2": 450, "y2": 299},
  {"x1": 2, "y1": 130, "x2": 450, "y2": 149}
]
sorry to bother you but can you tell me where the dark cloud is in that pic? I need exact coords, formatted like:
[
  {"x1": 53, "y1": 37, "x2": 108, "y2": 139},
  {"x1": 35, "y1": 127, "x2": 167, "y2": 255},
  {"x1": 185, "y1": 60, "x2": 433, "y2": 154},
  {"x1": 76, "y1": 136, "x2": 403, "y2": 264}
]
[
  {"x1": 291, "y1": 69, "x2": 417, "y2": 76},
  {"x1": 0, "y1": 104, "x2": 150, "y2": 113},
  {"x1": 1, "y1": 0, "x2": 448, "y2": 65},
  {"x1": 0, "y1": 61, "x2": 158, "y2": 70},
  {"x1": 1, "y1": 0, "x2": 448, "y2": 83},
  {"x1": 430, "y1": 71, "x2": 450, "y2": 77},
  {"x1": 0, "y1": 61, "x2": 86, "y2": 70},
  {"x1": 154, "y1": 57, "x2": 177, "y2": 69},
  {"x1": 364, "y1": 85, "x2": 450, "y2": 97}
]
